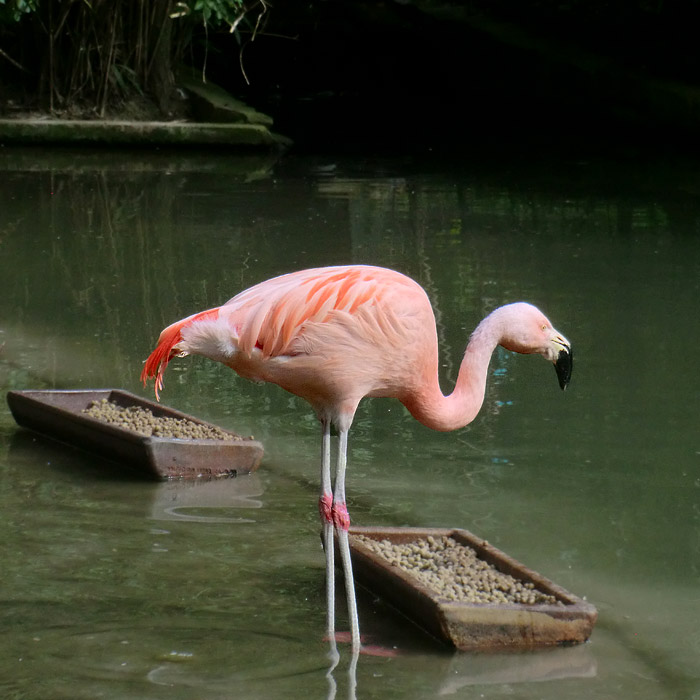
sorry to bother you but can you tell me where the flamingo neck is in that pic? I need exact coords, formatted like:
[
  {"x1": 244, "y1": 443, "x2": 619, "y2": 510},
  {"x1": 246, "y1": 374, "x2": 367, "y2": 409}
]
[{"x1": 403, "y1": 316, "x2": 500, "y2": 432}]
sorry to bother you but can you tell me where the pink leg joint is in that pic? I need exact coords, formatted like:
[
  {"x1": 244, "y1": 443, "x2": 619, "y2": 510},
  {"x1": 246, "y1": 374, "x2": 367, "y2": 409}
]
[
  {"x1": 332, "y1": 501, "x2": 351, "y2": 531},
  {"x1": 319, "y1": 492, "x2": 333, "y2": 524}
]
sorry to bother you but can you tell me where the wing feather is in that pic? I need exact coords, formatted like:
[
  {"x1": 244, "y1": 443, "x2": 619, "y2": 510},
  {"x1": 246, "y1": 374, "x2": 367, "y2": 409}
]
[{"x1": 222, "y1": 266, "x2": 408, "y2": 360}]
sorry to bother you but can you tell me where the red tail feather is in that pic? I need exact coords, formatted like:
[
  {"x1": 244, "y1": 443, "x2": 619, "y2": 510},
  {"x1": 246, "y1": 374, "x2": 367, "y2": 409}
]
[
  {"x1": 140, "y1": 323, "x2": 182, "y2": 400},
  {"x1": 141, "y1": 308, "x2": 220, "y2": 400}
]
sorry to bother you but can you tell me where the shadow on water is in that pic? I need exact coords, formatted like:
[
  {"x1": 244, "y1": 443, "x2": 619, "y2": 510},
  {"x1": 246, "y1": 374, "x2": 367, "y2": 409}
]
[{"x1": 1, "y1": 147, "x2": 699, "y2": 698}]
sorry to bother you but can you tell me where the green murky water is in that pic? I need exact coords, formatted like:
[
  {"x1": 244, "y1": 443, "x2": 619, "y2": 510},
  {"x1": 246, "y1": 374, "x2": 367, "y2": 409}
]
[{"x1": 1, "y1": 147, "x2": 699, "y2": 699}]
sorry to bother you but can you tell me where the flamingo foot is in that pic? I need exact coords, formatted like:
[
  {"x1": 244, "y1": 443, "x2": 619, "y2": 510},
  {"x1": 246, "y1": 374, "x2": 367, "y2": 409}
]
[
  {"x1": 325, "y1": 631, "x2": 400, "y2": 657},
  {"x1": 325, "y1": 630, "x2": 364, "y2": 645}
]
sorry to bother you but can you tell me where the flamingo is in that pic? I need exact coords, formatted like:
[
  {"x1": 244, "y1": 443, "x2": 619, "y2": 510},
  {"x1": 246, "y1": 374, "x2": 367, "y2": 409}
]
[{"x1": 140, "y1": 264, "x2": 572, "y2": 653}]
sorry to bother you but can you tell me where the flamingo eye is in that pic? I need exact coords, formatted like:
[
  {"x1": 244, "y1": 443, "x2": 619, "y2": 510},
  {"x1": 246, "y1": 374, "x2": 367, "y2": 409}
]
[{"x1": 541, "y1": 324, "x2": 547, "y2": 331}]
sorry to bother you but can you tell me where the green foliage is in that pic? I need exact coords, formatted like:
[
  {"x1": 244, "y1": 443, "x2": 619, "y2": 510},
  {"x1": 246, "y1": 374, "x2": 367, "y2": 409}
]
[
  {"x1": 171, "y1": 0, "x2": 248, "y2": 28},
  {"x1": 0, "y1": 0, "x2": 37, "y2": 24},
  {"x1": 0, "y1": 0, "x2": 251, "y2": 29}
]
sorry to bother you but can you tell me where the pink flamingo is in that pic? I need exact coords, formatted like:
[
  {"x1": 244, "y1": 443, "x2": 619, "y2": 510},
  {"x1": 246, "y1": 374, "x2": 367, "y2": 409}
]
[{"x1": 141, "y1": 265, "x2": 572, "y2": 652}]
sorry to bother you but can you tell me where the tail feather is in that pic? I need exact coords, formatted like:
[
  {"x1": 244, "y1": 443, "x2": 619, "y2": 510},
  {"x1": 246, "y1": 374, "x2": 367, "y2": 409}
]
[{"x1": 141, "y1": 308, "x2": 219, "y2": 400}]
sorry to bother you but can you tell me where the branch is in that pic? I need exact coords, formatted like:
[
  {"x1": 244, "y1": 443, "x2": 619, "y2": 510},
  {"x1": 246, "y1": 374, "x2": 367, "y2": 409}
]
[{"x1": 0, "y1": 47, "x2": 29, "y2": 72}]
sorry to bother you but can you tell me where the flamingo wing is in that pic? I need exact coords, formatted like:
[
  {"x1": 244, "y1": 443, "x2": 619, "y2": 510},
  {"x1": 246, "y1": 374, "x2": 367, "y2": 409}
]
[
  {"x1": 222, "y1": 265, "x2": 409, "y2": 359},
  {"x1": 142, "y1": 265, "x2": 423, "y2": 399}
]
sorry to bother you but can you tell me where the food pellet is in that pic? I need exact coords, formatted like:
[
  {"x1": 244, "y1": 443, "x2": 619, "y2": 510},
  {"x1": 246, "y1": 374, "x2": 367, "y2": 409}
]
[
  {"x1": 355, "y1": 534, "x2": 562, "y2": 606},
  {"x1": 83, "y1": 398, "x2": 240, "y2": 441}
]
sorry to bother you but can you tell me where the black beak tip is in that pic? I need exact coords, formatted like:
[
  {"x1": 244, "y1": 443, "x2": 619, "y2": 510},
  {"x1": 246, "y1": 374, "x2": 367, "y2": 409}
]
[{"x1": 555, "y1": 348, "x2": 573, "y2": 391}]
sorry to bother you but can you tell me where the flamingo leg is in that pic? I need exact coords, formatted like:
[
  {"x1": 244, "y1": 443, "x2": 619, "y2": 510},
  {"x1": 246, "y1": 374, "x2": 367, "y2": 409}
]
[
  {"x1": 321, "y1": 420, "x2": 341, "y2": 698},
  {"x1": 332, "y1": 428, "x2": 361, "y2": 652},
  {"x1": 319, "y1": 419, "x2": 336, "y2": 646}
]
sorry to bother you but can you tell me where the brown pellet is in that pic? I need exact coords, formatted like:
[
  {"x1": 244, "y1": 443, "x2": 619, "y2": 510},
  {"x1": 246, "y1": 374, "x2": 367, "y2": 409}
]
[
  {"x1": 83, "y1": 398, "x2": 239, "y2": 441},
  {"x1": 355, "y1": 534, "x2": 561, "y2": 606}
]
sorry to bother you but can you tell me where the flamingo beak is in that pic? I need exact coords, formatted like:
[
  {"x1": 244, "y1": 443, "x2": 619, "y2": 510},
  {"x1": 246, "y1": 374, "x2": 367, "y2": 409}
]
[{"x1": 553, "y1": 337, "x2": 573, "y2": 391}]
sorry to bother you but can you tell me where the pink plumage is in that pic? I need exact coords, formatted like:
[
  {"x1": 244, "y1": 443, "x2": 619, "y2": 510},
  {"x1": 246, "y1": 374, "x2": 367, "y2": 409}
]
[
  {"x1": 141, "y1": 264, "x2": 572, "y2": 653},
  {"x1": 142, "y1": 266, "x2": 434, "y2": 427}
]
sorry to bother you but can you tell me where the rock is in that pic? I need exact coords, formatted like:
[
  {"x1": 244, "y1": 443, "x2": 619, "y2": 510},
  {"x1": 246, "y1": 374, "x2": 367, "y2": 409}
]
[
  {"x1": 178, "y1": 69, "x2": 274, "y2": 127},
  {"x1": 0, "y1": 117, "x2": 292, "y2": 149}
]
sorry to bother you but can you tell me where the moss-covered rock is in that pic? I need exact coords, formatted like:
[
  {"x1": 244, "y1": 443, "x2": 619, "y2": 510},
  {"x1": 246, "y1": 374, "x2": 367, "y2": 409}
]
[
  {"x1": 0, "y1": 118, "x2": 291, "y2": 149},
  {"x1": 177, "y1": 70, "x2": 274, "y2": 127}
]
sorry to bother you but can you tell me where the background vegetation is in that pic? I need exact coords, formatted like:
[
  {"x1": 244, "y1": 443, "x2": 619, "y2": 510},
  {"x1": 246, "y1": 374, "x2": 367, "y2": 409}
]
[
  {"x1": 0, "y1": 0, "x2": 266, "y2": 117},
  {"x1": 2, "y1": 0, "x2": 699, "y2": 151}
]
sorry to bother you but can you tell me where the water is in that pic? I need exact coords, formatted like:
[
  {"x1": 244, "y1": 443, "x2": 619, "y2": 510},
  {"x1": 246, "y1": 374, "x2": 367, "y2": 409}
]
[{"x1": 1, "y1": 146, "x2": 699, "y2": 699}]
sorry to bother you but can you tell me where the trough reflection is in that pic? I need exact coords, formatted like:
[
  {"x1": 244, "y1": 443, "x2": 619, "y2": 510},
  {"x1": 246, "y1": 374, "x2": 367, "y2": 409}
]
[
  {"x1": 438, "y1": 644, "x2": 597, "y2": 694},
  {"x1": 149, "y1": 473, "x2": 264, "y2": 523},
  {"x1": 5, "y1": 429, "x2": 264, "y2": 525}
]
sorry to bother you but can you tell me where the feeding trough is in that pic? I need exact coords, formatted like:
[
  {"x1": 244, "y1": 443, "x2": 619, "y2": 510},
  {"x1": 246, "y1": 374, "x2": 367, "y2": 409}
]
[
  {"x1": 346, "y1": 526, "x2": 597, "y2": 651},
  {"x1": 6, "y1": 389, "x2": 263, "y2": 479}
]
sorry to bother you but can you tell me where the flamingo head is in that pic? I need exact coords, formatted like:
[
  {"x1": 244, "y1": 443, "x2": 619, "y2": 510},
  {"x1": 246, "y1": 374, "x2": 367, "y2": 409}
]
[{"x1": 494, "y1": 302, "x2": 573, "y2": 390}]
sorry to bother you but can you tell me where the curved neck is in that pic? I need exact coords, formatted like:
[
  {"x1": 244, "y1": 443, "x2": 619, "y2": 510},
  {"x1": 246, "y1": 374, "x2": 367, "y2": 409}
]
[{"x1": 401, "y1": 318, "x2": 500, "y2": 432}]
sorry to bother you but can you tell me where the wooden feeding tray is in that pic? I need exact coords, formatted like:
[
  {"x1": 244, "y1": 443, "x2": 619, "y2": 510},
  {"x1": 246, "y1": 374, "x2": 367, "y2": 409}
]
[
  {"x1": 6, "y1": 389, "x2": 264, "y2": 479},
  {"x1": 346, "y1": 526, "x2": 597, "y2": 651}
]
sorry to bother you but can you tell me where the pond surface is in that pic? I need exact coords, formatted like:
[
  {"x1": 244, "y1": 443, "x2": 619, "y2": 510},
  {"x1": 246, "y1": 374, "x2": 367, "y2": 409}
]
[{"x1": 1, "y1": 145, "x2": 699, "y2": 699}]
